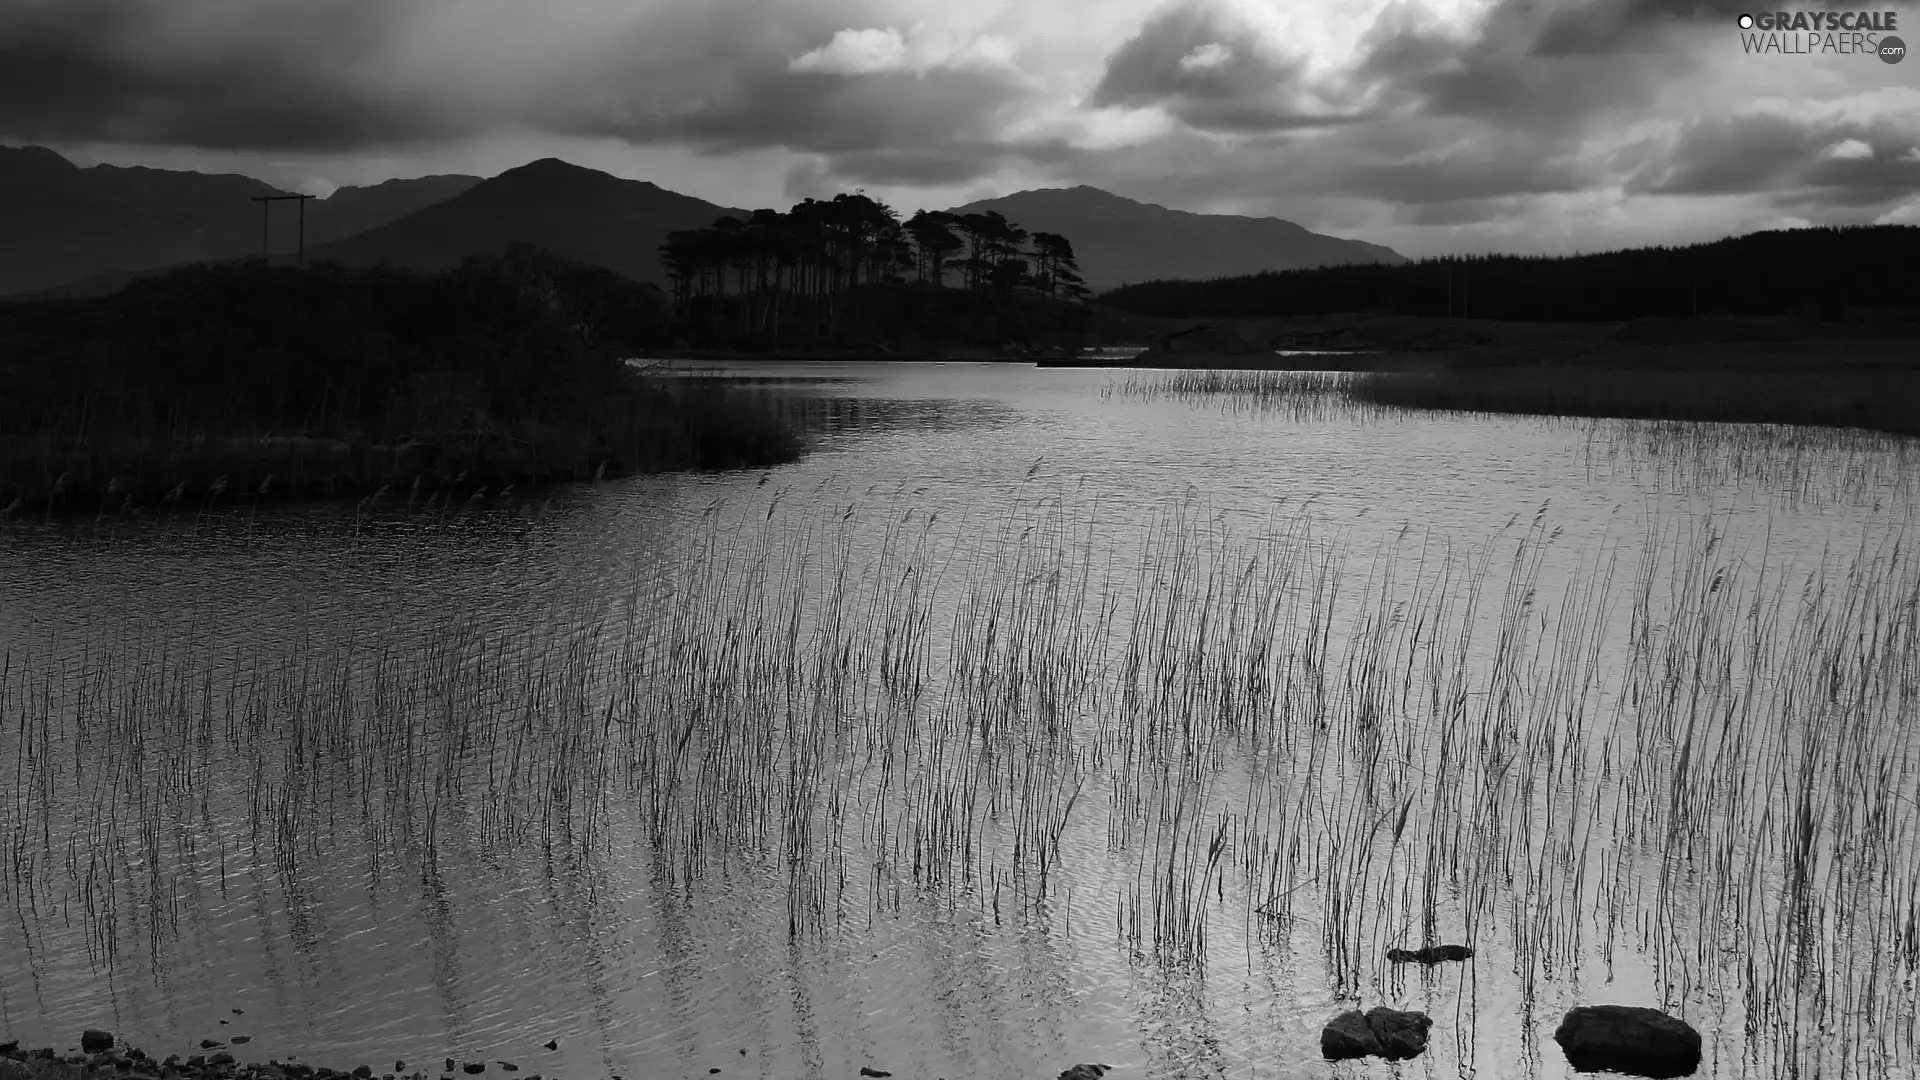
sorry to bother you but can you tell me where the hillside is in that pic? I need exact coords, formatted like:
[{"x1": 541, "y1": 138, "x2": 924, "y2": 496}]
[
  {"x1": 0, "y1": 145, "x2": 480, "y2": 296},
  {"x1": 945, "y1": 185, "x2": 1404, "y2": 292},
  {"x1": 1097, "y1": 225, "x2": 1920, "y2": 324},
  {"x1": 299, "y1": 158, "x2": 747, "y2": 287}
]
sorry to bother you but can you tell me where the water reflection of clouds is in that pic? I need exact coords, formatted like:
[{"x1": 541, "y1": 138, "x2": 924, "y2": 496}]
[
  {"x1": 4, "y1": 363, "x2": 1918, "y2": 1080},
  {"x1": 731, "y1": 390, "x2": 1021, "y2": 443}
]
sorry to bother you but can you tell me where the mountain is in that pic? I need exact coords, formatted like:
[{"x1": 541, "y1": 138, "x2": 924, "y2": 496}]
[
  {"x1": 303, "y1": 174, "x2": 484, "y2": 246},
  {"x1": 0, "y1": 145, "x2": 481, "y2": 297},
  {"x1": 944, "y1": 185, "x2": 1403, "y2": 292},
  {"x1": 298, "y1": 158, "x2": 746, "y2": 287},
  {"x1": 0, "y1": 145, "x2": 280, "y2": 296}
]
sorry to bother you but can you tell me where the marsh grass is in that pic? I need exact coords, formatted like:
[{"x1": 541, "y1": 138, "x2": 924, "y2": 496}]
[
  {"x1": 1349, "y1": 364, "x2": 1920, "y2": 438},
  {"x1": 3, "y1": 477, "x2": 1917, "y2": 1076},
  {"x1": 1111, "y1": 367, "x2": 1920, "y2": 513}
]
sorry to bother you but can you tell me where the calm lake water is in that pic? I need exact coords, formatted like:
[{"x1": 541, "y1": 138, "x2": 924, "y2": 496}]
[{"x1": 2, "y1": 363, "x2": 1917, "y2": 1080}]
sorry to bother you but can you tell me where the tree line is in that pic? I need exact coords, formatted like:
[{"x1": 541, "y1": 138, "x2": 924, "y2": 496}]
[
  {"x1": 0, "y1": 244, "x2": 802, "y2": 511},
  {"x1": 1101, "y1": 225, "x2": 1920, "y2": 323},
  {"x1": 658, "y1": 192, "x2": 1090, "y2": 347},
  {"x1": 0, "y1": 244, "x2": 678, "y2": 443}
]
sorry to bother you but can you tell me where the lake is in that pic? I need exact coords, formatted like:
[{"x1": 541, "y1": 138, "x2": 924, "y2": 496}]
[{"x1": 3, "y1": 362, "x2": 1917, "y2": 1080}]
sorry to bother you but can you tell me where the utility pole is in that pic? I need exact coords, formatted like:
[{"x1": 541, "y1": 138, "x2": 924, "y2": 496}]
[{"x1": 250, "y1": 193, "x2": 317, "y2": 266}]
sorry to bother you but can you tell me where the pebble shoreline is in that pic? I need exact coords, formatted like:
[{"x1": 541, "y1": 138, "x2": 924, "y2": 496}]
[
  {"x1": 0, "y1": 1035, "x2": 1102, "y2": 1080},
  {"x1": 0, "y1": 1034, "x2": 559, "y2": 1080}
]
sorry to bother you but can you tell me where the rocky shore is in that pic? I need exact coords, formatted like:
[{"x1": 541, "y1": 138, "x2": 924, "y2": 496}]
[
  {"x1": 0, "y1": 1036, "x2": 1117, "y2": 1080},
  {"x1": 0, "y1": 1033, "x2": 575, "y2": 1080},
  {"x1": 4, "y1": 1005, "x2": 1702, "y2": 1080}
]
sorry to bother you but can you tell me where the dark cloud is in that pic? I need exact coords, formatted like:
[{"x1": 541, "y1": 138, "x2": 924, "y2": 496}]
[
  {"x1": 1089, "y1": 1, "x2": 1367, "y2": 133},
  {"x1": 1348, "y1": 0, "x2": 1790, "y2": 148},
  {"x1": 822, "y1": 145, "x2": 1010, "y2": 186},
  {"x1": 1336, "y1": 143, "x2": 1594, "y2": 203},
  {"x1": 1634, "y1": 111, "x2": 1920, "y2": 210},
  {"x1": 1532, "y1": 0, "x2": 1850, "y2": 56},
  {"x1": 638, "y1": 68, "x2": 1030, "y2": 157},
  {"x1": 0, "y1": 0, "x2": 444, "y2": 148},
  {"x1": 1634, "y1": 112, "x2": 1814, "y2": 194},
  {"x1": 0, "y1": 0, "x2": 1035, "y2": 163},
  {"x1": 1395, "y1": 197, "x2": 1523, "y2": 226}
]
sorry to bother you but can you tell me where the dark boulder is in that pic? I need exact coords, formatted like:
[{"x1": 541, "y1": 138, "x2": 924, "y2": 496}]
[
  {"x1": 1322, "y1": 1006, "x2": 1433, "y2": 1061},
  {"x1": 1058, "y1": 1067, "x2": 1112, "y2": 1080},
  {"x1": 1366, "y1": 1007, "x2": 1432, "y2": 1060},
  {"x1": 1321, "y1": 1011, "x2": 1381, "y2": 1059},
  {"x1": 1385, "y1": 944, "x2": 1473, "y2": 964},
  {"x1": 1554, "y1": 1005, "x2": 1701, "y2": 1078},
  {"x1": 81, "y1": 1033, "x2": 116, "y2": 1053}
]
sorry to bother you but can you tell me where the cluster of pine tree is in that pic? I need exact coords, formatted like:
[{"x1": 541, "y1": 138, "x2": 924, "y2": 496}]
[
  {"x1": 1102, "y1": 225, "x2": 1920, "y2": 323},
  {"x1": 658, "y1": 192, "x2": 1089, "y2": 347}
]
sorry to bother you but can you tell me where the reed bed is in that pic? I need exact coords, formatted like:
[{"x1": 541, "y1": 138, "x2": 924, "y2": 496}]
[
  {"x1": 1100, "y1": 369, "x2": 1384, "y2": 423},
  {"x1": 2, "y1": 480, "x2": 1917, "y2": 1077},
  {"x1": 1110, "y1": 367, "x2": 1920, "y2": 512}
]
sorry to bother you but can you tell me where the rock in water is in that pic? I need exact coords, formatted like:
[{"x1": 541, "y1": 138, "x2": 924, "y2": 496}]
[
  {"x1": 1385, "y1": 944, "x2": 1473, "y2": 964},
  {"x1": 80, "y1": 1033, "x2": 115, "y2": 1054},
  {"x1": 1322, "y1": 1007, "x2": 1433, "y2": 1061},
  {"x1": 1554, "y1": 1005, "x2": 1702, "y2": 1078},
  {"x1": 1365, "y1": 1007, "x2": 1433, "y2": 1060},
  {"x1": 858, "y1": 1070, "x2": 891, "y2": 1078},
  {"x1": 1321, "y1": 1011, "x2": 1383, "y2": 1060},
  {"x1": 1057, "y1": 1066, "x2": 1111, "y2": 1080}
]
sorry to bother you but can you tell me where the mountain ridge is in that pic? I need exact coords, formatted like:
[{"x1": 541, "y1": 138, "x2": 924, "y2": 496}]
[
  {"x1": 293, "y1": 157, "x2": 749, "y2": 286},
  {"x1": 7, "y1": 148, "x2": 1405, "y2": 299},
  {"x1": 945, "y1": 186, "x2": 1404, "y2": 291},
  {"x1": 0, "y1": 145, "x2": 481, "y2": 296}
]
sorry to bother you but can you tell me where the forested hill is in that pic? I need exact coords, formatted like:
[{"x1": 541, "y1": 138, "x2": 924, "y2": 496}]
[{"x1": 1100, "y1": 226, "x2": 1920, "y2": 322}]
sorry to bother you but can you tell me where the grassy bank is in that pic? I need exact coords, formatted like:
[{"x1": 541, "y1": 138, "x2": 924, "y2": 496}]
[{"x1": 0, "y1": 248, "x2": 801, "y2": 516}]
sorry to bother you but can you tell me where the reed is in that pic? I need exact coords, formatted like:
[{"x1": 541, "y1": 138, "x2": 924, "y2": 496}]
[{"x1": 2, "y1": 471, "x2": 1916, "y2": 1076}]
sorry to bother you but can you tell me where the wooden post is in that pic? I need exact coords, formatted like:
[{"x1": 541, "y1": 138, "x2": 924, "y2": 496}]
[{"x1": 250, "y1": 193, "x2": 318, "y2": 265}]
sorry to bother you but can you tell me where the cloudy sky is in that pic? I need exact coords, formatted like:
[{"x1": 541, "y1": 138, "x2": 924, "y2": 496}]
[{"x1": 2, "y1": 0, "x2": 1917, "y2": 257}]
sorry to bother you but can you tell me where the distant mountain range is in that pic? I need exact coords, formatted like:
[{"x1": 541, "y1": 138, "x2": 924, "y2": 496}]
[
  {"x1": 2, "y1": 146, "x2": 1403, "y2": 299},
  {"x1": 299, "y1": 158, "x2": 747, "y2": 286},
  {"x1": 949, "y1": 186, "x2": 1405, "y2": 291},
  {"x1": 0, "y1": 145, "x2": 481, "y2": 296}
]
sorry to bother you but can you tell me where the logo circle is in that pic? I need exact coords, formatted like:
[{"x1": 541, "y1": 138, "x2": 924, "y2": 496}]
[
  {"x1": 1880, "y1": 34, "x2": 1906, "y2": 63},
  {"x1": 1738, "y1": 13, "x2": 1754, "y2": 28}
]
